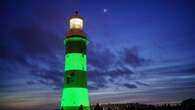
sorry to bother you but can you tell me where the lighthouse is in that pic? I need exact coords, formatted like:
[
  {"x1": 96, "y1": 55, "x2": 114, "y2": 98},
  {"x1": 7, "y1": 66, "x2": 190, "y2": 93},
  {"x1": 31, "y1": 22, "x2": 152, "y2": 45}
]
[{"x1": 60, "y1": 12, "x2": 90, "y2": 110}]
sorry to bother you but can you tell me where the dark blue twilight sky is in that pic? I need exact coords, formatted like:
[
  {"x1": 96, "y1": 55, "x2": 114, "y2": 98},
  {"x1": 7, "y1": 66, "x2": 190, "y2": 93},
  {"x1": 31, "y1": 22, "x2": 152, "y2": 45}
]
[{"x1": 0, "y1": 0, "x2": 194, "y2": 110}]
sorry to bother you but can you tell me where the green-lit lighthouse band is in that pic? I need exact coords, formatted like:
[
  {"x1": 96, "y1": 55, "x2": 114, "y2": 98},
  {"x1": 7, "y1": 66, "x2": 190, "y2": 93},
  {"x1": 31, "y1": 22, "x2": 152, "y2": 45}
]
[
  {"x1": 64, "y1": 70, "x2": 87, "y2": 88},
  {"x1": 65, "y1": 53, "x2": 87, "y2": 71},
  {"x1": 61, "y1": 88, "x2": 90, "y2": 110},
  {"x1": 61, "y1": 88, "x2": 90, "y2": 106},
  {"x1": 64, "y1": 37, "x2": 89, "y2": 44}
]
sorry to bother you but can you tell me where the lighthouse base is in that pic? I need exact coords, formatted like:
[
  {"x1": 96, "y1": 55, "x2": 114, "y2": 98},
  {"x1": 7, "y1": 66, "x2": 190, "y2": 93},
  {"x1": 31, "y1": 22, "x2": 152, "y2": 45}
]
[
  {"x1": 60, "y1": 106, "x2": 90, "y2": 110},
  {"x1": 60, "y1": 88, "x2": 90, "y2": 110}
]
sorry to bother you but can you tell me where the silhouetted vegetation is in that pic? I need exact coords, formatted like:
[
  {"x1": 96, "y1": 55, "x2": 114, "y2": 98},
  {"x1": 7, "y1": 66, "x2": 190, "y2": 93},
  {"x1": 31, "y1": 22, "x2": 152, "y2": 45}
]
[{"x1": 91, "y1": 98, "x2": 195, "y2": 110}]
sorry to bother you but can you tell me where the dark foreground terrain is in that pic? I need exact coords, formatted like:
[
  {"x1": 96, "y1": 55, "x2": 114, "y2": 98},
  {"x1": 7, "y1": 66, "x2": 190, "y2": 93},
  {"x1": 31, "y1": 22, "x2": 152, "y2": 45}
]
[
  {"x1": 56, "y1": 98, "x2": 195, "y2": 110},
  {"x1": 90, "y1": 98, "x2": 195, "y2": 110}
]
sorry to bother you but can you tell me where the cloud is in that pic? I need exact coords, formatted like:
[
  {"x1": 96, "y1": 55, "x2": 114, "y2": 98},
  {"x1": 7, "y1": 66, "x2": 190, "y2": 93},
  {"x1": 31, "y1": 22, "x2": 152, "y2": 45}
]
[
  {"x1": 0, "y1": 43, "x2": 29, "y2": 66},
  {"x1": 141, "y1": 63, "x2": 195, "y2": 76},
  {"x1": 87, "y1": 43, "x2": 115, "y2": 70},
  {"x1": 88, "y1": 69, "x2": 108, "y2": 90},
  {"x1": 123, "y1": 83, "x2": 137, "y2": 89},
  {"x1": 0, "y1": 44, "x2": 12, "y2": 59},
  {"x1": 88, "y1": 85, "x2": 99, "y2": 90},
  {"x1": 0, "y1": 17, "x2": 64, "y2": 72},
  {"x1": 108, "y1": 66, "x2": 134, "y2": 77},
  {"x1": 88, "y1": 66, "x2": 135, "y2": 90},
  {"x1": 11, "y1": 23, "x2": 63, "y2": 55},
  {"x1": 135, "y1": 81, "x2": 150, "y2": 87},
  {"x1": 88, "y1": 83, "x2": 107, "y2": 91},
  {"x1": 26, "y1": 81, "x2": 36, "y2": 85},
  {"x1": 121, "y1": 47, "x2": 149, "y2": 67},
  {"x1": 86, "y1": 44, "x2": 145, "y2": 91},
  {"x1": 30, "y1": 69, "x2": 63, "y2": 89}
]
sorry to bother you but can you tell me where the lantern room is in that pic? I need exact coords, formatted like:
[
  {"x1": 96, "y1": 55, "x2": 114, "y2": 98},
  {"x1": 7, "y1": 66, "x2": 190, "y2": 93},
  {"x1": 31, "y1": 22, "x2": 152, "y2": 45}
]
[{"x1": 69, "y1": 11, "x2": 84, "y2": 30}]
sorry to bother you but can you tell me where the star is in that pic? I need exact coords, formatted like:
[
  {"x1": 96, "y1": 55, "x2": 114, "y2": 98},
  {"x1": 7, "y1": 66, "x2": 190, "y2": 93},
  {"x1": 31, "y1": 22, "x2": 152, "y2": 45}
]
[{"x1": 103, "y1": 8, "x2": 108, "y2": 13}]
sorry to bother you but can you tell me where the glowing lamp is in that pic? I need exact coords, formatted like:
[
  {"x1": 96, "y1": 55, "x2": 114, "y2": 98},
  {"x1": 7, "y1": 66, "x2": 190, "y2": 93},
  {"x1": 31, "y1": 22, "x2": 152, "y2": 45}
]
[{"x1": 70, "y1": 18, "x2": 83, "y2": 30}]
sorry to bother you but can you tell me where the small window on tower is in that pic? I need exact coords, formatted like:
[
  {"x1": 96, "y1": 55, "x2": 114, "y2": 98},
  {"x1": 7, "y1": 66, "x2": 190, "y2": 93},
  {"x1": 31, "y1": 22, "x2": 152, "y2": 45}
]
[{"x1": 66, "y1": 77, "x2": 70, "y2": 84}]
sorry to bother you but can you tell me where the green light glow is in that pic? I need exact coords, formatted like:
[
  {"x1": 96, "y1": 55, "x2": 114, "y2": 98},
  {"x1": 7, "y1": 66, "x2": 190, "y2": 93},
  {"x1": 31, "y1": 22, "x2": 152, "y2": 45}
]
[
  {"x1": 65, "y1": 53, "x2": 86, "y2": 71},
  {"x1": 61, "y1": 88, "x2": 90, "y2": 107},
  {"x1": 64, "y1": 70, "x2": 87, "y2": 88},
  {"x1": 64, "y1": 37, "x2": 89, "y2": 44}
]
